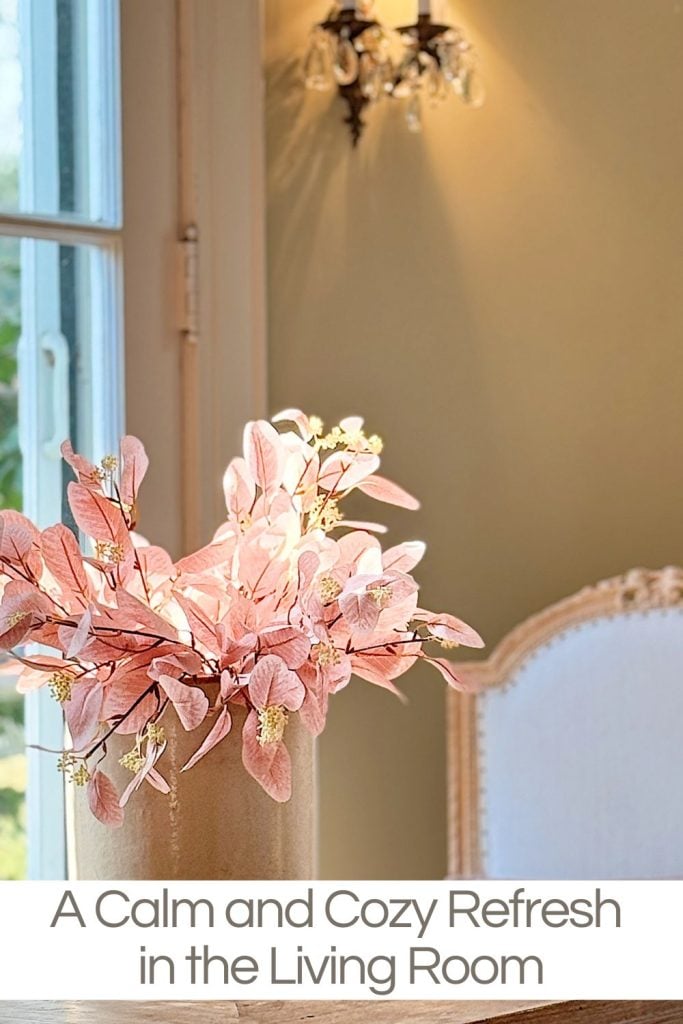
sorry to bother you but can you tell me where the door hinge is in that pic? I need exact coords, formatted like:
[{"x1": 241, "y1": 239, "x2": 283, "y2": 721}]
[{"x1": 178, "y1": 224, "x2": 199, "y2": 345}]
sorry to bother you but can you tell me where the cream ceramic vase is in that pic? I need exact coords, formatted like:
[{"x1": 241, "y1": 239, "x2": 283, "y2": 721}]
[{"x1": 68, "y1": 706, "x2": 316, "y2": 880}]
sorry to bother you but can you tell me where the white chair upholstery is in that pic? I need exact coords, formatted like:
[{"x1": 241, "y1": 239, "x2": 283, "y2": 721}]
[{"x1": 448, "y1": 568, "x2": 683, "y2": 879}]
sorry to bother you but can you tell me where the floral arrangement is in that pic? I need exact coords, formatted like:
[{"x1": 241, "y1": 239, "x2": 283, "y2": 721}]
[{"x1": 0, "y1": 411, "x2": 482, "y2": 826}]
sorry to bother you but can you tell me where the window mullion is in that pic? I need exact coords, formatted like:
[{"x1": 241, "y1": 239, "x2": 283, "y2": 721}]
[
  {"x1": 19, "y1": 255, "x2": 68, "y2": 882},
  {"x1": 85, "y1": 0, "x2": 122, "y2": 225},
  {"x1": 0, "y1": 212, "x2": 120, "y2": 244}
]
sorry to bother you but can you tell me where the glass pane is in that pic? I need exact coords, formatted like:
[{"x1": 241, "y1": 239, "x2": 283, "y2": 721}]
[
  {"x1": 0, "y1": 234, "x2": 119, "y2": 879},
  {"x1": 0, "y1": 2, "x2": 21, "y2": 214},
  {"x1": 0, "y1": 233, "x2": 23, "y2": 878},
  {"x1": 0, "y1": 662, "x2": 24, "y2": 879},
  {"x1": 0, "y1": 235, "x2": 20, "y2": 508},
  {"x1": 0, "y1": 0, "x2": 120, "y2": 223}
]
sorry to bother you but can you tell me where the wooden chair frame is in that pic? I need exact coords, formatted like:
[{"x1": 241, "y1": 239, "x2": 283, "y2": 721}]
[{"x1": 446, "y1": 566, "x2": 683, "y2": 878}]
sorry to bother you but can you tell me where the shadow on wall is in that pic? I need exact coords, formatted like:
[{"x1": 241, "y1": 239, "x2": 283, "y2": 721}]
[{"x1": 265, "y1": 35, "x2": 507, "y2": 563}]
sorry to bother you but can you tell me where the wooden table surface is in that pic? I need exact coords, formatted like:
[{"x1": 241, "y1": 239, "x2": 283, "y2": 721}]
[{"x1": 1, "y1": 1003, "x2": 681, "y2": 1024}]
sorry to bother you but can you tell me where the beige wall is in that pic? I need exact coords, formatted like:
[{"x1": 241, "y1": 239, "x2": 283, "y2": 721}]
[{"x1": 264, "y1": 0, "x2": 683, "y2": 879}]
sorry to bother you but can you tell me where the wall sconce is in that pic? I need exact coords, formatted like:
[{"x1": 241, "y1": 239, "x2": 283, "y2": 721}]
[
  {"x1": 303, "y1": 1, "x2": 394, "y2": 145},
  {"x1": 303, "y1": 1, "x2": 484, "y2": 145}
]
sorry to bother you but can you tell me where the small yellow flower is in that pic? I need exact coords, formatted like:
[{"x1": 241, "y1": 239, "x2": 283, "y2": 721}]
[
  {"x1": 319, "y1": 425, "x2": 344, "y2": 450},
  {"x1": 436, "y1": 637, "x2": 459, "y2": 650},
  {"x1": 49, "y1": 670, "x2": 74, "y2": 704},
  {"x1": 318, "y1": 575, "x2": 342, "y2": 604},
  {"x1": 307, "y1": 496, "x2": 343, "y2": 533},
  {"x1": 119, "y1": 749, "x2": 145, "y2": 773},
  {"x1": 6, "y1": 610, "x2": 29, "y2": 628},
  {"x1": 315, "y1": 421, "x2": 382, "y2": 454},
  {"x1": 308, "y1": 415, "x2": 324, "y2": 436},
  {"x1": 57, "y1": 752, "x2": 76, "y2": 775},
  {"x1": 101, "y1": 454, "x2": 119, "y2": 472},
  {"x1": 369, "y1": 584, "x2": 392, "y2": 608},
  {"x1": 146, "y1": 722, "x2": 166, "y2": 745},
  {"x1": 342, "y1": 428, "x2": 365, "y2": 448},
  {"x1": 57, "y1": 753, "x2": 90, "y2": 786},
  {"x1": 72, "y1": 764, "x2": 91, "y2": 787},
  {"x1": 95, "y1": 540, "x2": 126, "y2": 564},
  {"x1": 257, "y1": 706, "x2": 288, "y2": 746},
  {"x1": 316, "y1": 642, "x2": 341, "y2": 668}
]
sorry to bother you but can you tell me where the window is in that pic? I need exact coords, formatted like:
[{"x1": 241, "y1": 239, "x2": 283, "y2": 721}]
[
  {"x1": 0, "y1": 0, "x2": 122, "y2": 879},
  {"x1": 0, "y1": 0, "x2": 267, "y2": 880}
]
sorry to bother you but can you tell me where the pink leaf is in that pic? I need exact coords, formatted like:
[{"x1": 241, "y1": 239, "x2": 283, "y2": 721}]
[
  {"x1": 148, "y1": 649, "x2": 203, "y2": 681},
  {"x1": 119, "y1": 731, "x2": 167, "y2": 806},
  {"x1": 248, "y1": 655, "x2": 305, "y2": 711},
  {"x1": 237, "y1": 545, "x2": 286, "y2": 600},
  {"x1": 175, "y1": 540, "x2": 233, "y2": 576},
  {"x1": 259, "y1": 626, "x2": 311, "y2": 669},
  {"x1": 118, "y1": 773, "x2": 140, "y2": 809},
  {"x1": 420, "y1": 653, "x2": 474, "y2": 691},
  {"x1": 220, "y1": 669, "x2": 242, "y2": 700},
  {"x1": 337, "y1": 530, "x2": 382, "y2": 568},
  {"x1": 41, "y1": 524, "x2": 90, "y2": 608},
  {"x1": 382, "y1": 541, "x2": 426, "y2": 573},
  {"x1": 218, "y1": 633, "x2": 257, "y2": 669},
  {"x1": 159, "y1": 675, "x2": 209, "y2": 730},
  {"x1": 0, "y1": 510, "x2": 42, "y2": 579},
  {"x1": 356, "y1": 474, "x2": 420, "y2": 510},
  {"x1": 280, "y1": 440, "x2": 320, "y2": 509},
  {"x1": 339, "y1": 520, "x2": 388, "y2": 534},
  {"x1": 244, "y1": 420, "x2": 286, "y2": 496},
  {"x1": 15, "y1": 653, "x2": 71, "y2": 673},
  {"x1": 223, "y1": 457, "x2": 256, "y2": 519},
  {"x1": 119, "y1": 435, "x2": 149, "y2": 507},
  {"x1": 114, "y1": 592, "x2": 178, "y2": 642},
  {"x1": 350, "y1": 634, "x2": 420, "y2": 694},
  {"x1": 145, "y1": 767, "x2": 171, "y2": 794},
  {"x1": 65, "y1": 680, "x2": 103, "y2": 750},
  {"x1": 241, "y1": 709, "x2": 291, "y2": 802},
  {"x1": 0, "y1": 510, "x2": 38, "y2": 560},
  {"x1": 272, "y1": 408, "x2": 314, "y2": 441},
  {"x1": 339, "y1": 415, "x2": 364, "y2": 434},
  {"x1": 136, "y1": 544, "x2": 174, "y2": 580},
  {"x1": 317, "y1": 451, "x2": 380, "y2": 493},
  {"x1": 87, "y1": 770, "x2": 124, "y2": 828},
  {"x1": 15, "y1": 655, "x2": 76, "y2": 693},
  {"x1": 67, "y1": 607, "x2": 92, "y2": 658},
  {"x1": 60, "y1": 440, "x2": 103, "y2": 491},
  {"x1": 297, "y1": 662, "x2": 328, "y2": 737},
  {"x1": 67, "y1": 482, "x2": 131, "y2": 553},
  {"x1": 339, "y1": 590, "x2": 381, "y2": 632},
  {"x1": 173, "y1": 594, "x2": 221, "y2": 654},
  {"x1": 320, "y1": 651, "x2": 352, "y2": 694},
  {"x1": 101, "y1": 656, "x2": 162, "y2": 734},
  {"x1": 0, "y1": 581, "x2": 52, "y2": 650},
  {"x1": 296, "y1": 551, "x2": 320, "y2": 594},
  {"x1": 181, "y1": 707, "x2": 232, "y2": 771},
  {"x1": 68, "y1": 627, "x2": 153, "y2": 664},
  {"x1": 413, "y1": 610, "x2": 484, "y2": 649}
]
